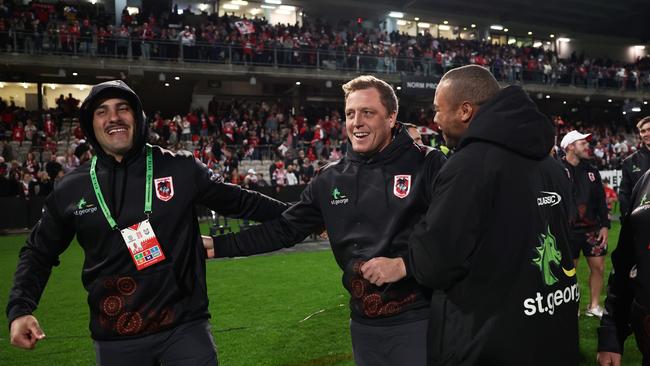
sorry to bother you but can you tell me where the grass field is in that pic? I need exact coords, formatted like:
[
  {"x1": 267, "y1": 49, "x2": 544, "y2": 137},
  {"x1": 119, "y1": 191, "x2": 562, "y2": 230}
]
[{"x1": 0, "y1": 220, "x2": 643, "y2": 365}]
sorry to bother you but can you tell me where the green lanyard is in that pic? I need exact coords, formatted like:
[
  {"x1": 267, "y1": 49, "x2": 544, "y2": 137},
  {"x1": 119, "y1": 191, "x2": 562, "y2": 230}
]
[{"x1": 90, "y1": 144, "x2": 153, "y2": 230}]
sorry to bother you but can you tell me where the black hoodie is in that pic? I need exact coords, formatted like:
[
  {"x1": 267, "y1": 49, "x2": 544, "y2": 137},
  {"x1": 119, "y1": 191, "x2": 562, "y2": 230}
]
[
  {"x1": 598, "y1": 170, "x2": 650, "y2": 355},
  {"x1": 408, "y1": 86, "x2": 579, "y2": 365},
  {"x1": 619, "y1": 145, "x2": 650, "y2": 218},
  {"x1": 6, "y1": 80, "x2": 287, "y2": 340},
  {"x1": 213, "y1": 125, "x2": 447, "y2": 325}
]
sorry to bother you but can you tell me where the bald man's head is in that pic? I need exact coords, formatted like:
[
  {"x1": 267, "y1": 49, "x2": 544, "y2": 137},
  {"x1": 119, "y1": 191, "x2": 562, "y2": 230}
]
[
  {"x1": 439, "y1": 65, "x2": 501, "y2": 108},
  {"x1": 433, "y1": 65, "x2": 500, "y2": 147}
]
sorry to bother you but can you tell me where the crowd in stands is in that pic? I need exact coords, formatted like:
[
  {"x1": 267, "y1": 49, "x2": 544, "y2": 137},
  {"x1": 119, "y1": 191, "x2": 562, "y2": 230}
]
[
  {"x1": 554, "y1": 115, "x2": 640, "y2": 170},
  {"x1": 2, "y1": 0, "x2": 650, "y2": 90},
  {"x1": 0, "y1": 88, "x2": 645, "y2": 200},
  {"x1": 0, "y1": 91, "x2": 86, "y2": 198},
  {"x1": 146, "y1": 98, "x2": 348, "y2": 189}
]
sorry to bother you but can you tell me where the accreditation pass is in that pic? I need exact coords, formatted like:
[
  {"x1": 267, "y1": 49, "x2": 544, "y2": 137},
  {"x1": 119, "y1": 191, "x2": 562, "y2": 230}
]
[{"x1": 120, "y1": 219, "x2": 167, "y2": 270}]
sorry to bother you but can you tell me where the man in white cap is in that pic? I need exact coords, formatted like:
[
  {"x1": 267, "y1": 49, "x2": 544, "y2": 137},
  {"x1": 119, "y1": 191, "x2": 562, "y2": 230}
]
[
  {"x1": 244, "y1": 168, "x2": 259, "y2": 189},
  {"x1": 561, "y1": 130, "x2": 610, "y2": 318}
]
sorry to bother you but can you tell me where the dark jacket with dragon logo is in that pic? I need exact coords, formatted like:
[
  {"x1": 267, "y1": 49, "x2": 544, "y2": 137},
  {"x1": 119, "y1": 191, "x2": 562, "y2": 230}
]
[
  {"x1": 408, "y1": 86, "x2": 579, "y2": 365},
  {"x1": 6, "y1": 80, "x2": 287, "y2": 340},
  {"x1": 561, "y1": 157, "x2": 610, "y2": 232},
  {"x1": 212, "y1": 125, "x2": 447, "y2": 325}
]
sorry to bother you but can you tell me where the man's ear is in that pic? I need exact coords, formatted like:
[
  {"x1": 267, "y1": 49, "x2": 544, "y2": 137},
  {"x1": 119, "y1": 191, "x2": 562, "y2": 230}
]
[
  {"x1": 388, "y1": 111, "x2": 397, "y2": 128},
  {"x1": 459, "y1": 101, "x2": 475, "y2": 124}
]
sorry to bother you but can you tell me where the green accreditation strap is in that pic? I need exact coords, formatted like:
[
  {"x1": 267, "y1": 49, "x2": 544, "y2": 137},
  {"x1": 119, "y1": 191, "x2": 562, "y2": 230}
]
[{"x1": 90, "y1": 144, "x2": 153, "y2": 230}]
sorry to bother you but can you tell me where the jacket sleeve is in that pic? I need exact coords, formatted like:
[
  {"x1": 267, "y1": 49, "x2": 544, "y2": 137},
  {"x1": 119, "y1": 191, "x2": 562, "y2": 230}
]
[
  {"x1": 193, "y1": 157, "x2": 288, "y2": 221},
  {"x1": 212, "y1": 179, "x2": 325, "y2": 258},
  {"x1": 618, "y1": 161, "x2": 633, "y2": 218},
  {"x1": 597, "y1": 219, "x2": 635, "y2": 354},
  {"x1": 599, "y1": 172, "x2": 650, "y2": 353},
  {"x1": 6, "y1": 191, "x2": 76, "y2": 326},
  {"x1": 407, "y1": 153, "x2": 490, "y2": 290},
  {"x1": 594, "y1": 169, "x2": 611, "y2": 229},
  {"x1": 401, "y1": 149, "x2": 447, "y2": 277}
]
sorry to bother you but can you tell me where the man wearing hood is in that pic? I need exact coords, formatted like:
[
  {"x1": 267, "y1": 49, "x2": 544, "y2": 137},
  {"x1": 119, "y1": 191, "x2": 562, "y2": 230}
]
[
  {"x1": 408, "y1": 65, "x2": 579, "y2": 365},
  {"x1": 204, "y1": 75, "x2": 447, "y2": 365},
  {"x1": 7, "y1": 80, "x2": 287, "y2": 365}
]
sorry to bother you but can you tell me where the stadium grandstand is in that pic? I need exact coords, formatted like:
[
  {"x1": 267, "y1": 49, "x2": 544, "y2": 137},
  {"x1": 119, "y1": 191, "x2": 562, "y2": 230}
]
[{"x1": 1, "y1": 0, "x2": 650, "y2": 364}]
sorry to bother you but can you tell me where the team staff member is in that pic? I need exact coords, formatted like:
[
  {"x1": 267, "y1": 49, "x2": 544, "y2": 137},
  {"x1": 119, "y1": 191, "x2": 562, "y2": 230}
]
[
  {"x1": 561, "y1": 130, "x2": 610, "y2": 318},
  {"x1": 619, "y1": 116, "x2": 650, "y2": 217},
  {"x1": 205, "y1": 75, "x2": 446, "y2": 366},
  {"x1": 408, "y1": 65, "x2": 579, "y2": 365},
  {"x1": 7, "y1": 80, "x2": 287, "y2": 365},
  {"x1": 598, "y1": 170, "x2": 650, "y2": 365},
  {"x1": 598, "y1": 172, "x2": 650, "y2": 366}
]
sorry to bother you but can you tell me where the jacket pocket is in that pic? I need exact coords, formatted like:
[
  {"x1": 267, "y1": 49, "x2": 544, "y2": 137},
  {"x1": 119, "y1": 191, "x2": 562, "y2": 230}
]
[{"x1": 88, "y1": 264, "x2": 182, "y2": 338}]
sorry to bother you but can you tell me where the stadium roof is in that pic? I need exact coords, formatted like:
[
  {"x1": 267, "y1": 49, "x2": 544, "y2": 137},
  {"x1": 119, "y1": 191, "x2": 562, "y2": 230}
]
[{"x1": 305, "y1": 0, "x2": 650, "y2": 42}]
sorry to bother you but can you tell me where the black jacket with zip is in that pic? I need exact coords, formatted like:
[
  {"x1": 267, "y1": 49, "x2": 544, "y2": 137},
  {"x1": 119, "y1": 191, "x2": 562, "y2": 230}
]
[
  {"x1": 619, "y1": 145, "x2": 650, "y2": 217},
  {"x1": 598, "y1": 170, "x2": 650, "y2": 354},
  {"x1": 561, "y1": 158, "x2": 610, "y2": 232},
  {"x1": 408, "y1": 86, "x2": 579, "y2": 365},
  {"x1": 213, "y1": 125, "x2": 447, "y2": 325},
  {"x1": 6, "y1": 80, "x2": 287, "y2": 340}
]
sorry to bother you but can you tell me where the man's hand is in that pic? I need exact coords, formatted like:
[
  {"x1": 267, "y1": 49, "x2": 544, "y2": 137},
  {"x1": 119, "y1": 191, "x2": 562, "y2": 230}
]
[
  {"x1": 202, "y1": 235, "x2": 215, "y2": 259},
  {"x1": 319, "y1": 230, "x2": 329, "y2": 240},
  {"x1": 597, "y1": 351, "x2": 621, "y2": 366},
  {"x1": 10, "y1": 315, "x2": 46, "y2": 350},
  {"x1": 360, "y1": 257, "x2": 407, "y2": 287},
  {"x1": 598, "y1": 227, "x2": 609, "y2": 247}
]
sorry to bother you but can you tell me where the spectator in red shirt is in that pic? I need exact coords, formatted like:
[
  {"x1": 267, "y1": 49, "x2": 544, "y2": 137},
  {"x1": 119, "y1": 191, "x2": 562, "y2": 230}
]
[
  {"x1": 271, "y1": 161, "x2": 287, "y2": 192},
  {"x1": 230, "y1": 168, "x2": 244, "y2": 185},
  {"x1": 2, "y1": 108, "x2": 14, "y2": 127},
  {"x1": 69, "y1": 21, "x2": 81, "y2": 53},
  {"x1": 12, "y1": 122, "x2": 25, "y2": 144},
  {"x1": 140, "y1": 22, "x2": 154, "y2": 60},
  {"x1": 43, "y1": 116, "x2": 56, "y2": 138},
  {"x1": 73, "y1": 122, "x2": 85, "y2": 140},
  {"x1": 187, "y1": 111, "x2": 199, "y2": 137}
]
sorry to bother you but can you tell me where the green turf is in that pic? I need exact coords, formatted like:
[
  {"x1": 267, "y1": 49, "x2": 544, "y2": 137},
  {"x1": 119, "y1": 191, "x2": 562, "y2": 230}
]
[{"x1": 0, "y1": 220, "x2": 642, "y2": 365}]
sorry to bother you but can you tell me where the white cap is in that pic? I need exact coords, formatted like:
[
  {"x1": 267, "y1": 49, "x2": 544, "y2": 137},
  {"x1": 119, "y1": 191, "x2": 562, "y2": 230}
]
[
  {"x1": 560, "y1": 130, "x2": 591, "y2": 149},
  {"x1": 247, "y1": 168, "x2": 256, "y2": 175}
]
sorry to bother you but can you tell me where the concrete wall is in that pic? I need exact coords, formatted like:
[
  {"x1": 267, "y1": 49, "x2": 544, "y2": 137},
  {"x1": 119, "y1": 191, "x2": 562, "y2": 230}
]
[
  {"x1": 191, "y1": 80, "x2": 264, "y2": 111},
  {"x1": 556, "y1": 35, "x2": 648, "y2": 63}
]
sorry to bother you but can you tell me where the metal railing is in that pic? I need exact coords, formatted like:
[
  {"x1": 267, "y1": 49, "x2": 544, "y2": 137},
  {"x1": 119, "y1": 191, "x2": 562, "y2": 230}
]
[{"x1": 2, "y1": 30, "x2": 649, "y2": 92}]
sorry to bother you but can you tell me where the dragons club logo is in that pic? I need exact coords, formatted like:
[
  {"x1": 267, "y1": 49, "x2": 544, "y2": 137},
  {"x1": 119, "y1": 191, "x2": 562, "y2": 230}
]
[
  {"x1": 393, "y1": 175, "x2": 411, "y2": 199},
  {"x1": 523, "y1": 225, "x2": 579, "y2": 316},
  {"x1": 154, "y1": 177, "x2": 174, "y2": 202},
  {"x1": 532, "y1": 226, "x2": 564, "y2": 286}
]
